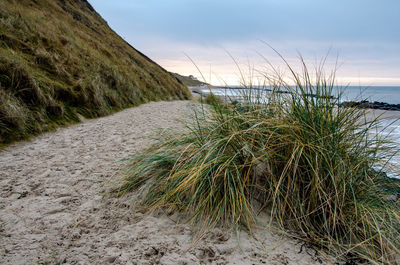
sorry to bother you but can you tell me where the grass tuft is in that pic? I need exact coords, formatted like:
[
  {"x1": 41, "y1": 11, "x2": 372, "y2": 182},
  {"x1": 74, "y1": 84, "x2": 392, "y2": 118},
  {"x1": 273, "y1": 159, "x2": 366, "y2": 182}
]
[{"x1": 118, "y1": 56, "x2": 400, "y2": 264}]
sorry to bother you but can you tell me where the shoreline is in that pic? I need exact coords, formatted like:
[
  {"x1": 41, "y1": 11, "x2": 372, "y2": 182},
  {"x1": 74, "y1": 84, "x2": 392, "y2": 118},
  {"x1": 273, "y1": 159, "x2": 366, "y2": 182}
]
[{"x1": 190, "y1": 85, "x2": 400, "y2": 113}]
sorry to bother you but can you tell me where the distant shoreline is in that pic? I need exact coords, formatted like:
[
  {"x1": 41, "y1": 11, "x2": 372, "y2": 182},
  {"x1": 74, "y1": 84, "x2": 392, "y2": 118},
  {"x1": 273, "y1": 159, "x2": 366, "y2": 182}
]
[
  {"x1": 189, "y1": 85, "x2": 400, "y2": 111},
  {"x1": 340, "y1": 100, "x2": 400, "y2": 111}
]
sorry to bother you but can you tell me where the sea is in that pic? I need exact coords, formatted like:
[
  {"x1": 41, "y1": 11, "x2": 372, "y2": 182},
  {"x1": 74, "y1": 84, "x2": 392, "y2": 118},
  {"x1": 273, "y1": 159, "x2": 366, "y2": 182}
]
[
  {"x1": 201, "y1": 86, "x2": 400, "y2": 105},
  {"x1": 335, "y1": 86, "x2": 400, "y2": 105},
  {"x1": 201, "y1": 86, "x2": 400, "y2": 179}
]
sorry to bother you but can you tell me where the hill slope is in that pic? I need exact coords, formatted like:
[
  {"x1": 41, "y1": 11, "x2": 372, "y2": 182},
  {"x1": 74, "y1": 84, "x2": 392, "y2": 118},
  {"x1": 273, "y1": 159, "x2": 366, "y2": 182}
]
[
  {"x1": 170, "y1": 72, "x2": 208, "y2": 87},
  {"x1": 0, "y1": 0, "x2": 191, "y2": 144}
]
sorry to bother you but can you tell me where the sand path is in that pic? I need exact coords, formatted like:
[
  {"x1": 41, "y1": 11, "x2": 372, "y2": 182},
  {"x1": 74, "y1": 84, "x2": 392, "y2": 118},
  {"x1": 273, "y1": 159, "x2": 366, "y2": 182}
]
[{"x1": 0, "y1": 101, "x2": 330, "y2": 265}]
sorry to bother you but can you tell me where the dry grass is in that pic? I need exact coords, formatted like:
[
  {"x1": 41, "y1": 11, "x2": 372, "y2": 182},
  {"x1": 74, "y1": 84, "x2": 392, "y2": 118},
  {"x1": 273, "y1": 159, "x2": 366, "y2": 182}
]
[
  {"x1": 0, "y1": 0, "x2": 191, "y2": 144},
  {"x1": 118, "y1": 56, "x2": 400, "y2": 264}
]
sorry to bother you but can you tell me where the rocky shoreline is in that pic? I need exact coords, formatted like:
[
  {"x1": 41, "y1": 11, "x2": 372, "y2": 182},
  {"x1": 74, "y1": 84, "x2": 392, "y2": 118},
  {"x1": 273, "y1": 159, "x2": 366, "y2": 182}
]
[
  {"x1": 191, "y1": 86, "x2": 400, "y2": 112},
  {"x1": 340, "y1": 100, "x2": 400, "y2": 111}
]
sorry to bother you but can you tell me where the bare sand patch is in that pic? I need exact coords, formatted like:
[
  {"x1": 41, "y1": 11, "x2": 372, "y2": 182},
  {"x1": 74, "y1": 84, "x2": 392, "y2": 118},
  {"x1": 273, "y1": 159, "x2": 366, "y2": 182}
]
[{"x1": 0, "y1": 101, "x2": 332, "y2": 264}]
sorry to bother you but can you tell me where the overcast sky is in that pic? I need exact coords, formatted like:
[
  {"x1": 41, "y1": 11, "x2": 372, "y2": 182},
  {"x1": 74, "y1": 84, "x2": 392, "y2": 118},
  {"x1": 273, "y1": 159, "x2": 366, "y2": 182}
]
[{"x1": 88, "y1": 0, "x2": 400, "y2": 86}]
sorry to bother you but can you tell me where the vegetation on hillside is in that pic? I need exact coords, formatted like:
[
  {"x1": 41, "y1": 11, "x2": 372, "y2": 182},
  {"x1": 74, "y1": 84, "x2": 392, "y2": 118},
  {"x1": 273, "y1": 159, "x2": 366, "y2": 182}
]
[
  {"x1": 118, "y1": 57, "x2": 400, "y2": 264},
  {"x1": 0, "y1": 0, "x2": 191, "y2": 145},
  {"x1": 171, "y1": 72, "x2": 208, "y2": 87}
]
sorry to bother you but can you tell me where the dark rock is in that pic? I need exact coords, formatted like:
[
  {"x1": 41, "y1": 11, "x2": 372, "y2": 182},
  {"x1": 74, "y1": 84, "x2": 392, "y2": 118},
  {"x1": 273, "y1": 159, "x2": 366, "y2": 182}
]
[{"x1": 340, "y1": 100, "x2": 400, "y2": 111}]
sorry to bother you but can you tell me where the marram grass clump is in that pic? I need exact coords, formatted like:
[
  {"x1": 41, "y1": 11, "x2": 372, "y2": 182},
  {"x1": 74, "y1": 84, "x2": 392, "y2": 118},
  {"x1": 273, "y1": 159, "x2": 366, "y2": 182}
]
[{"x1": 118, "y1": 59, "x2": 400, "y2": 264}]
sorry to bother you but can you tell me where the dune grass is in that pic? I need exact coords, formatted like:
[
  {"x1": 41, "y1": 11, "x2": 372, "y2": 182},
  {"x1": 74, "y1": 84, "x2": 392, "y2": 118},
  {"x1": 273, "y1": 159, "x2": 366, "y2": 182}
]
[
  {"x1": 0, "y1": 0, "x2": 190, "y2": 145},
  {"x1": 118, "y1": 55, "x2": 400, "y2": 264}
]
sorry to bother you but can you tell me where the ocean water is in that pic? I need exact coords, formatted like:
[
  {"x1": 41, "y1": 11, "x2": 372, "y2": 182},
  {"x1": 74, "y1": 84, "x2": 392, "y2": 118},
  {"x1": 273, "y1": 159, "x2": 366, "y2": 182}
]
[
  {"x1": 377, "y1": 118, "x2": 400, "y2": 179},
  {"x1": 201, "y1": 86, "x2": 400, "y2": 178},
  {"x1": 202, "y1": 86, "x2": 400, "y2": 105},
  {"x1": 336, "y1": 86, "x2": 400, "y2": 105}
]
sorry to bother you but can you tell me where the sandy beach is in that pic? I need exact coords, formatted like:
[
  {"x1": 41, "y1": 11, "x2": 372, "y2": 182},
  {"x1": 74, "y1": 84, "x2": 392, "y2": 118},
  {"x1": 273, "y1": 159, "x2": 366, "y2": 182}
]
[{"x1": 0, "y1": 100, "x2": 339, "y2": 265}]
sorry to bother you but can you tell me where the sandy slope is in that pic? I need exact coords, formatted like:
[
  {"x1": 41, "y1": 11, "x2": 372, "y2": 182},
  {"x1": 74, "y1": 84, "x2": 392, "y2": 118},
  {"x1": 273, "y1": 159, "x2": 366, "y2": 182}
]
[{"x1": 0, "y1": 101, "x2": 331, "y2": 265}]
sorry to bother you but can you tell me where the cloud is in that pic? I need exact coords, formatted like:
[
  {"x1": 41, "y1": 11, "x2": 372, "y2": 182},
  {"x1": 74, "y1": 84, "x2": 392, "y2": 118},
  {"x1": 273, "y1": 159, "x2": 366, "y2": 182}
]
[
  {"x1": 126, "y1": 37, "x2": 399, "y2": 86},
  {"x1": 90, "y1": 0, "x2": 400, "y2": 43},
  {"x1": 88, "y1": 0, "x2": 400, "y2": 85}
]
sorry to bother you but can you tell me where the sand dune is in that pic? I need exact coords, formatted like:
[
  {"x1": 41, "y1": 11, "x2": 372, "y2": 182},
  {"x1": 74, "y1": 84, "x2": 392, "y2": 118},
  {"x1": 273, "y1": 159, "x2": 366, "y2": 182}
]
[{"x1": 0, "y1": 101, "x2": 332, "y2": 265}]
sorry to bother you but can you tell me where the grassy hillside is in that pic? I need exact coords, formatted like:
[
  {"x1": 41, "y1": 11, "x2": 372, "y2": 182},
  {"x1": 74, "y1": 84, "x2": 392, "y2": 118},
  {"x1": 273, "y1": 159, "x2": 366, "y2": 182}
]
[
  {"x1": 0, "y1": 0, "x2": 191, "y2": 145},
  {"x1": 170, "y1": 72, "x2": 208, "y2": 87}
]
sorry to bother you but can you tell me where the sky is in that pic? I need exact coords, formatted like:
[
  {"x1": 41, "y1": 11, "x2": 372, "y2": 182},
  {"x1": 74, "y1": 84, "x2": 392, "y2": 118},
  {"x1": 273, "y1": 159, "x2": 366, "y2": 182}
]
[{"x1": 88, "y1": 0, "x2": 400, "y2": 86}]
